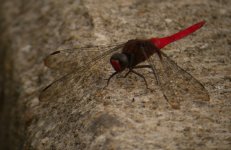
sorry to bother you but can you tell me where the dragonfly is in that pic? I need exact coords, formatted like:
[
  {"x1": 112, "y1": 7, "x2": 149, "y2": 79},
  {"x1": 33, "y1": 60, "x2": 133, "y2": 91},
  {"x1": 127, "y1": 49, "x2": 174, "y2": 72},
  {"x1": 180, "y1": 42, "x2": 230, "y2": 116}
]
[{"x1": 39, "y1": 21, "x2": 210, "y2": 109}]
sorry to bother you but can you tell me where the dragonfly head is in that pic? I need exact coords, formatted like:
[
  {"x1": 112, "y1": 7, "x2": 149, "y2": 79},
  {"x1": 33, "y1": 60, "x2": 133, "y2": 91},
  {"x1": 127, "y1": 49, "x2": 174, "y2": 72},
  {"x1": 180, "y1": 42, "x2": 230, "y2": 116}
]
[{"x1": 110, "y1": 53, "x2": 129, "y2": 72}]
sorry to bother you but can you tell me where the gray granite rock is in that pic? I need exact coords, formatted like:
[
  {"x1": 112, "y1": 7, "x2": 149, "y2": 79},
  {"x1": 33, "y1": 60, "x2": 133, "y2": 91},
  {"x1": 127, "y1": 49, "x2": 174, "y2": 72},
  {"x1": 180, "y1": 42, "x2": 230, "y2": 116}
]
[{"x1": 0, "y1": 0, "x2": 230, "y2": 149}]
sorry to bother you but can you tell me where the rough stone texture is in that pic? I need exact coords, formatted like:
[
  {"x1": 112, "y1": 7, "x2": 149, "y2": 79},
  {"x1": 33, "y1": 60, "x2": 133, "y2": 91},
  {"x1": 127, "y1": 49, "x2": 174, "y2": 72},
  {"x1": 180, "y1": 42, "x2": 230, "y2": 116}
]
[{"x1": 0, "y1": 0, "x2": 230, "y2": 149}]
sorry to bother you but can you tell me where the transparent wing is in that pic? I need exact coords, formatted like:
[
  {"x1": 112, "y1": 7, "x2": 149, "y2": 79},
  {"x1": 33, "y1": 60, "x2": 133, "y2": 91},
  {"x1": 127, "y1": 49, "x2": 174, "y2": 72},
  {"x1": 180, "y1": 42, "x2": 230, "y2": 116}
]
[
  {"x1": 148, "y1": 51, "x2": 210, "y2": 109},
  {"x1": 39, "y1": 43, "x2": 125, "y2": 101},
  {"x1": 44, "y1": 43, "x2": 125, "y2": 73}
]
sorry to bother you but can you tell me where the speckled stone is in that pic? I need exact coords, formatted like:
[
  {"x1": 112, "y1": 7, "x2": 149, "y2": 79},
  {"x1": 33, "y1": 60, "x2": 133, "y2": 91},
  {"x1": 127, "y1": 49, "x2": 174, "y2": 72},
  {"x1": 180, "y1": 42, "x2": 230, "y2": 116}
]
[{"x1": 0, "y1": 0, "x2": 230, "y2": 150}]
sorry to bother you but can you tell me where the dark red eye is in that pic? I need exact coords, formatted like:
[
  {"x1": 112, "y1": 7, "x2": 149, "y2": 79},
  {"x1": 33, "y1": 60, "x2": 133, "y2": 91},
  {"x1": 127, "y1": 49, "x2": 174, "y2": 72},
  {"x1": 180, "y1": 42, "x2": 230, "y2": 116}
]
[
  {"x1": 110, "y1": 59, "x2": 121, "y2": 72},
  {"x1": 110, "y1": 53, "x2": 129, "y2": 72}
]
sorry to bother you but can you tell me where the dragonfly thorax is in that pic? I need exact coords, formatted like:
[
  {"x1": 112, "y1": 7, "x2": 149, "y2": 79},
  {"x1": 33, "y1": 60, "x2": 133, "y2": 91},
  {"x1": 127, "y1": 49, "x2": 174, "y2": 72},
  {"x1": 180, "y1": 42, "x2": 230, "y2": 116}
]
[{"x1": 110, "y1": 53, "x2": 129, "y2": 72}]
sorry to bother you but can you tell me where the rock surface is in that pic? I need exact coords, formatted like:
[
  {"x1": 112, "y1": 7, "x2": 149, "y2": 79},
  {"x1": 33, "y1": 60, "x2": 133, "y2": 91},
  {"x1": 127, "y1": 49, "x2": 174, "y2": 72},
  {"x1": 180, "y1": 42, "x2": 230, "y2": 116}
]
[{"x1": 0, "y1": 0, "x2": 230, "y2": 149}]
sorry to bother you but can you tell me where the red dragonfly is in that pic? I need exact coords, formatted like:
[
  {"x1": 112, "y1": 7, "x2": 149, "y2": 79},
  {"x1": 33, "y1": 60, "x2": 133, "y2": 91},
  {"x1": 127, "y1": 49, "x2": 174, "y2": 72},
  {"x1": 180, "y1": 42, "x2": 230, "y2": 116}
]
[{"x1": 40, "y1": 21, "x2": 210, "y2": 109}]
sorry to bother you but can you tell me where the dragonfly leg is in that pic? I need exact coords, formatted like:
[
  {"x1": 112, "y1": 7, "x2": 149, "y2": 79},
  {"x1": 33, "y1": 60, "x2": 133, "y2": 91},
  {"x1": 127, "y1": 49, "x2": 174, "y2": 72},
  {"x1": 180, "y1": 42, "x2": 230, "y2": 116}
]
[
  {"x1": 124, "y1": 70, "x2": 131, "y2": 78},
  {"x1": 104, "y1": 71, "x2": 119, "y2": 88},
  {"x1": 133, "y1": 64, "x2": 160, "y2": 85},
  {"x1": 130, "y1": 69, "x2": 150, "y2": 89},
  {"x1": 133, "y1": 65, "x2": 152, "y2": 69},
  {"x1": 140, "y1": 47, "x2": 161, "y2": 86},
  {"x1": 124, "y1": 65, "x2": 152, "y2": 78}
]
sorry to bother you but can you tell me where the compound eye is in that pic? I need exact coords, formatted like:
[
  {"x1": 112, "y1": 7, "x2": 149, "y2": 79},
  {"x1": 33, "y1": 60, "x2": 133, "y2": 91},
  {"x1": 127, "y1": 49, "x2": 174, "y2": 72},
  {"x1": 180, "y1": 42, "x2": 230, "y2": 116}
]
[
  {"x1": 110, "y1": 53, "x2": 129, "y2": 72},
  {"x1": 110, "y1": 59, "x2": 121, "y2": 72}
]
